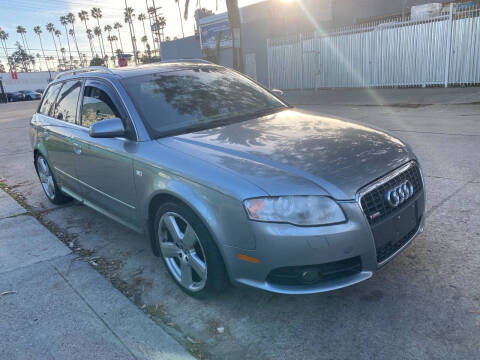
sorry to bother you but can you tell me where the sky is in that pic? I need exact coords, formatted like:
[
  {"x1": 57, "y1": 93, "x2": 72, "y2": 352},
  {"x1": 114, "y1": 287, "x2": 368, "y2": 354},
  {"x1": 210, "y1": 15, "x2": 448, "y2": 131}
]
[{"x1": 0, "y1": 0, "x2": 261, "y2": 65}]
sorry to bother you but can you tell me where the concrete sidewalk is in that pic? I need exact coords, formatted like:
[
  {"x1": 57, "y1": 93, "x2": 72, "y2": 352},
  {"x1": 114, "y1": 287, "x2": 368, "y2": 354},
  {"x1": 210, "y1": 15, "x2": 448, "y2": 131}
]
[
  {"x1": 0, "y1": 188, "x2": 194, "y2": 360},
  {"x1": 283, "y1": 86, "x2": 480, "y2": 106}
]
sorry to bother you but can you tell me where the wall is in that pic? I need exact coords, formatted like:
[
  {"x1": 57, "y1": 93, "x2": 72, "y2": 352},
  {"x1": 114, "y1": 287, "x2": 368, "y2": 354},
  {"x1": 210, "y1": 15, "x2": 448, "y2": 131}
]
[
  {"x1": 0, "y1": 71, "x2": 57, "y2": 92},
  {"x1": 160, "y1": 36, "x2": 203, "y2": 61}
]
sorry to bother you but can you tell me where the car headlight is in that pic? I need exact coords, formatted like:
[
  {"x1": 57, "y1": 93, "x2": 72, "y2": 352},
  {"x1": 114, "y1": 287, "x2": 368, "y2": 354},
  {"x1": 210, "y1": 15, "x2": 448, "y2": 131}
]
[{"x1": 243, "y1": 196, "x2": 346, "y2": 226}]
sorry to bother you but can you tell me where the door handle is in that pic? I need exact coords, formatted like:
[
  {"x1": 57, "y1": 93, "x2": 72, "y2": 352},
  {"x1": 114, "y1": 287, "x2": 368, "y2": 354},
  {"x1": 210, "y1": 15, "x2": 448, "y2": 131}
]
[{"x1": 73, "y1": 143, "x2": 82, "y2": 155}]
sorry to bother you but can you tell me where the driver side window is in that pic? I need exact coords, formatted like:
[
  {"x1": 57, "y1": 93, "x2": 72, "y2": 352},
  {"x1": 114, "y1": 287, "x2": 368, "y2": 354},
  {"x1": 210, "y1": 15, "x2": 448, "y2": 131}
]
[{"x1": 81, "y1": 86, "x2": 121, "y2": 128}]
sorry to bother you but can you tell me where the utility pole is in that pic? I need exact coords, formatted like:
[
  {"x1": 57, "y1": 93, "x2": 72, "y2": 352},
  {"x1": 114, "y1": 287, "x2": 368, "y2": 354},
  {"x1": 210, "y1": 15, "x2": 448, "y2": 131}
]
[{"x1": 125, "y1": 0, "x2": 138, "y2": 65}]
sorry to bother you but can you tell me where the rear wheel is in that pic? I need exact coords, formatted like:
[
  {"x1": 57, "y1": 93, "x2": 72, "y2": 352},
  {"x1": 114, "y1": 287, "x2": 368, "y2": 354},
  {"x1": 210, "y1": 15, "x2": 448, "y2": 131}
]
[
  {"x1": 35, "y1": 154, "x2": 72, "y2": 205},
  {"x1": 154, "y1": 201, "x2": 227, "y2": 298}
]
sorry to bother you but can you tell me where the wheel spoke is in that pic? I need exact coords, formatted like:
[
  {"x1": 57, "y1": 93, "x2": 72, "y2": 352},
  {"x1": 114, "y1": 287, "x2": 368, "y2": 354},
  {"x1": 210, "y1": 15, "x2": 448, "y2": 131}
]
[
  {"x1": 39, "y1": 158, "x2": 48, "y2": 175},
  {"x1": 189, "y1": 253, "x2": 206, "y2": 280},
  {"x1": 182, "y1": 224, "x2": 197, "y2": 249},
  {"x1": 180, "y1": 260, "x2": 193, "y2": 288},
  {"x1": 46, "y1": 177, "x2": 55, "y2": 198},
  {"x1": 163, "y1": 215, "x2": 182, "y2": 243},
  {"x1": 160, "y1": 242, "x2": 180, "y2": 258}
]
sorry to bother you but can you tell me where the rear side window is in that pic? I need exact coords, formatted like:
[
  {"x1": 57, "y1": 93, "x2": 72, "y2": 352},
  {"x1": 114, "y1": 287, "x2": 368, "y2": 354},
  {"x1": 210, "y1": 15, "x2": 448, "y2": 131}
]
[
  {"x1": 39, "y1": 83, "x2": 62, "y2": 116},
  {"x1": 81, "y1": 86, "x2": 121, "y2": 127},
  {"x1": 52, "y1": 80, "x2": 82, "y2": 123}
]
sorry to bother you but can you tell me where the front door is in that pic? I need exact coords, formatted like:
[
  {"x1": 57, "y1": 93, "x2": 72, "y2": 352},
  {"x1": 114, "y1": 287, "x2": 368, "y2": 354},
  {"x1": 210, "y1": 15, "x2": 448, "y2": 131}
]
[{"x1": 75, "y1": 79, "x2": 138, "y2": 225}]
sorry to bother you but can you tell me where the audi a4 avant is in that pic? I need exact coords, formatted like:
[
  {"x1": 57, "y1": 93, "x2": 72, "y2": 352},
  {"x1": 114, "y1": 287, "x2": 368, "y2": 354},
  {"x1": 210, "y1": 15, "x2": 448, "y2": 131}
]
[{"x1": 30, "y1": 62, "x2": 425, "y2": 297}]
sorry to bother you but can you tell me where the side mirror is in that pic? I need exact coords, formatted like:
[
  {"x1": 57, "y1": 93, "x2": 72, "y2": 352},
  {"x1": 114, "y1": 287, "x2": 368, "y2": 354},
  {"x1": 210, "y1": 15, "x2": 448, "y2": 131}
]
[
  {"x1": 89, "y1": 118, "x2": 125, "y2": 138},
  {"x1": 271, "y1": 88, "x2": 284, "y2": 97}
]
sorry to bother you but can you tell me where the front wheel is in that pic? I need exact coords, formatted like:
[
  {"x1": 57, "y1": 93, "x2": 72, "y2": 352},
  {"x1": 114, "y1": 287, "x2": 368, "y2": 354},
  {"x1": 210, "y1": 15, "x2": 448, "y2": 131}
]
[
  {"x1": 154, "y1": 201, "x2": 227, "y2": 298},
  {"x1": 35, "y1": 154, "x2": 72, "y2": 205}
]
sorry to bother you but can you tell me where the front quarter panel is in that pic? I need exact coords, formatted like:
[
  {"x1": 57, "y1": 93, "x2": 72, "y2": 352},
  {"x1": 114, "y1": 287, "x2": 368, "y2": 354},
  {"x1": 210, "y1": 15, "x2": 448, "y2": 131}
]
[{"x1": 133, "y1": 140, "x2": 265, "y2": 251}]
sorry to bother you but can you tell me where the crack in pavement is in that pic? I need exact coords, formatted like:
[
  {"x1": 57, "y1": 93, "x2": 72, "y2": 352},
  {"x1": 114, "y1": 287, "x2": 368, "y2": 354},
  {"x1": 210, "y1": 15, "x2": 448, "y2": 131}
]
[{"x1": 425, "y1": 180, "x2": 474, "y2": 219}]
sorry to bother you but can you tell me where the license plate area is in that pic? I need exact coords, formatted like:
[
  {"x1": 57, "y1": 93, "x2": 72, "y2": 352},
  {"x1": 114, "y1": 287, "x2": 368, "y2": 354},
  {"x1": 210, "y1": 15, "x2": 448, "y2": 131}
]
[{"x1": 371, "y1": 199, "x2": 421, "y2": 263}]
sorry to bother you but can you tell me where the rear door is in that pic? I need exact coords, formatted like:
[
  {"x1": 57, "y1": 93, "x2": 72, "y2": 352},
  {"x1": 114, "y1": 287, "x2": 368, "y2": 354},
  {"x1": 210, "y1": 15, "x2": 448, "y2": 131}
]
[
  {"x1": 41, "y1": 79, "x2": 83, "y2": 194},
  {"x1": 74, "y1": 79, "x2": 139, "y2": 226}
]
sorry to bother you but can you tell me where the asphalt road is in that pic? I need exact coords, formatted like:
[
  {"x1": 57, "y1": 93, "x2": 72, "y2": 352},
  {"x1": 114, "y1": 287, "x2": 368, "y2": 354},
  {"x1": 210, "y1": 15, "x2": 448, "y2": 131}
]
[{"x1": 1, "y1": 99, "x2": 479, "y2": 360}]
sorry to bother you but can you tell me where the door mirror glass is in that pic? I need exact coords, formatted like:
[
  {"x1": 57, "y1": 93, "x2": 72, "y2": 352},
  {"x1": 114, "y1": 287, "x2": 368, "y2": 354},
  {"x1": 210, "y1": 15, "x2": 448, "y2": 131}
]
[{"x1": 89, "y1": 117, "x2": 125, "y2": 138}]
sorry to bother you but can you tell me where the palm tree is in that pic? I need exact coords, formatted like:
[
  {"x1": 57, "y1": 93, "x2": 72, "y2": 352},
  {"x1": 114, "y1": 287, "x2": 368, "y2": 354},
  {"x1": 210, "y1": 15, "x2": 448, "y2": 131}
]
[
  {"x1": 91, "y1": 8, "x2": 107, "y2": 57},
  {"x1": 93, "y1": 27, "x2": 104, "y2": 58},
  {"x1": 46, "y1": 23, "x2": 60, "y2": 69},
  {"x1": 78, "y1": 10, "x2": 95, "y2": 58},
  {"x1": 86, "y1": 29, "x2": 96, "y2": 56},
  {"x1": 60, "y1": 16, "x2": 73, "y2": 67},
  {"x1": 141, "y1": 35, "x2": 148, "y2": 53},
  {"x1": 113, "y1": 22, "x2": 124, "y2": 54},
  {"x1": 33, "y1": 26, "x2": 49, "y2": 72},
  {"x1": 54, "y1": 29, "x2": 65, "y2": 68},
  {"x1": 66, "y1": 13, "x2": 82, "y2": 66},
  {"x1": 174, "y1": 0, "x2": 185, "y2": 38},
  {"x1": 0, "y1": 29, "x2": 12, "y2": 71},
  {"x1": 138, "y1": 13, "x2": 148, "y2": 50},
  {"x1": 124, "y1": 6, "x2": 138, "y2": 64}
]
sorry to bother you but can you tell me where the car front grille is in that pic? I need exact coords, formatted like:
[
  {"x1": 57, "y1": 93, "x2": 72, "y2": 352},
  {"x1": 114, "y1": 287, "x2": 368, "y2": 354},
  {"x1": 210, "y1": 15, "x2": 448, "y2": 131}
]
[
  {"x1": 360, "y1": 163, "x2": 423, "y2": 225},
  {"x1": 358, "y1": 162, "x2": 425, "y2": 264}
]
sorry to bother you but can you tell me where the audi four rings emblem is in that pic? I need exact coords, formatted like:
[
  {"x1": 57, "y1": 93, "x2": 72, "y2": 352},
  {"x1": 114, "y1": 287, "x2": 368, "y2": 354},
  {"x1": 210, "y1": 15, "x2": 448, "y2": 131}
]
[{"x1": 386, "y1": 181, "x2": 414, "y2": 207}]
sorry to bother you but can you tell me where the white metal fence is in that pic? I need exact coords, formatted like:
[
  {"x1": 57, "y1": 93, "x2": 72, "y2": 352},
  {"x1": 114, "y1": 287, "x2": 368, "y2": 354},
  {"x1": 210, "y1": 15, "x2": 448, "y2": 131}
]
[{"x1": 267, "y1": 4, "x2": 480, "y2": 89}]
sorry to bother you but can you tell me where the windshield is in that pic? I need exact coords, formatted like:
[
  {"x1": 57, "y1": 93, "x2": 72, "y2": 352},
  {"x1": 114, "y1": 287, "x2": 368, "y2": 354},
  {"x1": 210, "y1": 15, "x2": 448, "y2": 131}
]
[{"x1": 121, "y1": 65, "x2": 287, "y2": 137}]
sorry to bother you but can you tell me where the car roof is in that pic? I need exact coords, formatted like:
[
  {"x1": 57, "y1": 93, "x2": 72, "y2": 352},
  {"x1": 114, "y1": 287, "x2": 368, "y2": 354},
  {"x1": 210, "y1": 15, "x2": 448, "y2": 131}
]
[{"x1": 53, "y1": 60, "x2": 220, "y2": 83}]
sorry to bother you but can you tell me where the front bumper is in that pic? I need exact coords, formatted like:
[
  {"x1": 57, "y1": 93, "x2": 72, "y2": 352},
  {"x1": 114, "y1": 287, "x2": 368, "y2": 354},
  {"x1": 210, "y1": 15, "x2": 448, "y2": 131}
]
[{"x1": 222, "y1": 191, "x2": 425, "y2": 294}]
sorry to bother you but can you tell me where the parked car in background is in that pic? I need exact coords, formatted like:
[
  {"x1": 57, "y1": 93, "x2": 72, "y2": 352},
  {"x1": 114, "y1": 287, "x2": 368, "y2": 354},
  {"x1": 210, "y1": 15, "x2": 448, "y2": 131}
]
[
  {"x1": 35, "y1": 89, "x2": 45, "y2": 95},
  {"x1": 30, "y1": 62, "x2": 425, "y2": 298},
  {"x1": 19, "y1": 90, "x2": 42, "y2": 100},
  {"x1": 6, "y1": 92, "x2": 25, "y2": 102}
]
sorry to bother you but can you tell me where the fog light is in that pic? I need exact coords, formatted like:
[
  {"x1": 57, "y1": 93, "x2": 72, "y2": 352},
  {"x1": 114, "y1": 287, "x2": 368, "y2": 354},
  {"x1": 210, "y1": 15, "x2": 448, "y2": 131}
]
[{"x1": 299, "y1": 268, "x2": 320, "y2": 284}]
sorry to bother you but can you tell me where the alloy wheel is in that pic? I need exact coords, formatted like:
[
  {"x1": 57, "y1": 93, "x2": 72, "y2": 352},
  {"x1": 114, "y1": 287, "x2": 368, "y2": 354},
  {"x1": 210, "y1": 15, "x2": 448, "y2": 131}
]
[
  {"x1": 37, "y1": 156, "x2": 55, "y2": 200},
  {"x1": 158, "y1": 212, "x2": 207, "y2": 292}
]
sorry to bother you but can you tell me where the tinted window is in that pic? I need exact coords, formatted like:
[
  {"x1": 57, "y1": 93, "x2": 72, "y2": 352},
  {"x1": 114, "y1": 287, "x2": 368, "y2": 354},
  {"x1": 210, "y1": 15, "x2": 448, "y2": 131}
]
[
  {"x1": 81, "y1": 86, "x2": 121, "y2": 128},
  {"x1": 39, "y1": 83, "x2": 62, "y2": 116},
  {"x1": 121, "y1": 65, "x2": 286, "y2": 137},
  {"x1": 53, "y1": 80, "x2": 82, "y2": 123}
]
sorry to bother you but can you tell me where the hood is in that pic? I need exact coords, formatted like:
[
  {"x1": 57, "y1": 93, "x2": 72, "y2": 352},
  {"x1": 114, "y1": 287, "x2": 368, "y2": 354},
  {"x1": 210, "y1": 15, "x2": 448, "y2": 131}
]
[{"x1": 165, "y1": 109, "x2": 412, "y2": 200}]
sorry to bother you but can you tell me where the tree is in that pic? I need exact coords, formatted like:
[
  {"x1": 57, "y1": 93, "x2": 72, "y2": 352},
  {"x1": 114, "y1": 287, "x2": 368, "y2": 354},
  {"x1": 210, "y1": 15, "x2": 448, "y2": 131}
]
[
  {"x1": 67, "y1": 13, "x2": 83, "y2": 66},
  {"x1": 89, "y1": 56, "x2": 105, "y2": 66},
  {"x1": 0, "y1": 63, "x2": 5, "y2": 72},
  {"x1": 138, "y1": 14, "x2": 149, "y2": 51},
  {"x1": 79, "y1": 10, "x2": 95, "y2": 58},
  {"x1": 107, "y1": 34, "x2": 116, "y2": 59},
  {"x1": 124, "y1": 6, "x2": 138, "y2": 64},
  {"x1": 0, "y1": 28, "x2": 12, "y2": 71},
  {"x1": 34, "y1": 26, "x2": 50, "y2": 72},
  {"x1": 46, "y1": 23, "x2": 61, "y2": 70},
  {"x1": 93, "y1": 27, "x2": 104, "y2": 59},
  {"x1": 16, "y1": 26, "x2": 32, "y2": 70},
  {"x1": 113, "y1": 22, "x2": 124, "y2": 54},
  {"x1": 9, "y1": 42, "x2": 34, "y2": 72},
  {"x1": 91, "y1": 8, "x2": 107, "y2": 58},
  {"x1": 86, "y1": 29, "x2": 96, "y2": 56},
  {"x1": 60, "y1": 16, "x2": 73, "y2": 67},
  {"x1": 54, "y1": 29, "x2": 65, "y2": 69},
  {"x1": 104, "y1": 24, "x2": 114, "y2": 59},
  {"x1": 174, "y1": 0, "x2": 185, "y2": 38}
]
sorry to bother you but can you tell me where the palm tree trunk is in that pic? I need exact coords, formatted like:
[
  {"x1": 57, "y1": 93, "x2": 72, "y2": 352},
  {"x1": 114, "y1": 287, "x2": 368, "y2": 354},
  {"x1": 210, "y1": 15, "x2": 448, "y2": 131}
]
[
  {"x1": 117, "y1": 29, "x2": 124, "y2": 53},
  {"x1": 96, "y1": 19, "x2": 107, "y2": 59},
  {"x1": 63, "y1": 25, "x2": 73, "y2": 68},
  {"x1": 50, "y1": 33, "x2": 60, "y2": 69},
  {"x1": 1, "y1": 40, "x2": 12, "y2": 71},
  {"x1": 176, "y1": 1, "x2": 185, "y2": 38},
  {"x1": 38, "y1": 35, "x2": 50, "y2": 72},
  {"x1": 71, "y1": 24, "x2": 82, "y2": 66},
  {"x1": 83, "y1": 20, "x2": 95, "y2": 58}
]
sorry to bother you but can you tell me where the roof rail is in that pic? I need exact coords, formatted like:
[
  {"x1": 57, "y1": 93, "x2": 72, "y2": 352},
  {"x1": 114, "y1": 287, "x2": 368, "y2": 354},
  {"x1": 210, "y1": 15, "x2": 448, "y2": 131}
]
[
  {"x1": 160, "y1": 59, "x2": 212, "y2": 64},
  {"x1": 54, "y1": 66, "x2": 115, "y2": 80}
]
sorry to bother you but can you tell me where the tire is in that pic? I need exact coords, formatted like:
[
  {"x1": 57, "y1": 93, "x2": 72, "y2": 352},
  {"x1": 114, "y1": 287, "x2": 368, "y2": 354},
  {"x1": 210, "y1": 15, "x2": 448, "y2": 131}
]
[
  {"x1": 35, "y1": 154, "x2": 72, "y2": 205},
  {"x1": 153, "y1": 201, "x2": 227, "y2": 298}
]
